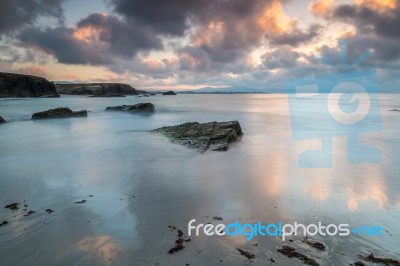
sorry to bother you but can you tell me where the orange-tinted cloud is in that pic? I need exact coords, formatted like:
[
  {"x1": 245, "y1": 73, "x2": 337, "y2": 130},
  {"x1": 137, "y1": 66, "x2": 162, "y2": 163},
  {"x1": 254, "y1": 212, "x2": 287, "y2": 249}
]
[
  {"x1": 72, "y1": 14, "x2": 110, "y2": 46},
  {"x1": 354, "y1": 0, "x2": 396, "y2": 10},
  {"x1": 62, "y1": 73, "x2": 79, "y2": 80},
  {"x1": 16, "y1": 65, "x2": 47, "y2": 77},
  {"x1": 257, "y1": 0, "x2": 296, "y2": 34},
  {"x1": 309, "y1": 0, "x2": 335, "y2": 16}
]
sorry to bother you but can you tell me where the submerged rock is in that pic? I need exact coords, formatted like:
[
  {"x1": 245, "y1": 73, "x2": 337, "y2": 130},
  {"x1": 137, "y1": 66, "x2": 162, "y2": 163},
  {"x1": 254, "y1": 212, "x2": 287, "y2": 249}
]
[
  {"x1": 24, "y1": 210, "x2": 36, "y2": 217},
  {"x1": 237, "y1": 248, "x2": 256, "y2": 260},
  {"x1": 168, "y1": 225, "x2": 191, "y2": 254},
  {"x1": 277, "y1": 245, "x2": 319, "y2": 266},
  {"x1": 0, "y1": 221, "x2": 8, "y2": 227},
  {"x1": 162, "y1": 90, "x2": 177, "y2": 95},
  {"x1": 152, "y1": 121, "x2": 243, "y2": 152},
  {"x1": 302, "y1": 237, "x2": 326, "y2": 251},
  {"x1": 105, "y1": 103, "x2": 155, "y2": 113},
  {"x1": 359, "y1": 253, "x2": 400, "y2": 266},
  {"x1": 31, "y1": 107, "x2": 87, "y2": 120},
  {"x1": 0, "y1": 116, "x2": 5, "y2": 124},
  {"x1": 5, "y1": 203, "x2": 20, "y2": 210}
]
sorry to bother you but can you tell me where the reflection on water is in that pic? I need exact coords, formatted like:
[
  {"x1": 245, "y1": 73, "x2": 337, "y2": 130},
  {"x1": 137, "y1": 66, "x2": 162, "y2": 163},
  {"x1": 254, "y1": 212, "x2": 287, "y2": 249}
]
[
  {"x1": 75, "y1": 235, "x2": 119, "y2": 264},
  {"x1": 0, "y1": 94, "x2": 399, "y2": 265}
]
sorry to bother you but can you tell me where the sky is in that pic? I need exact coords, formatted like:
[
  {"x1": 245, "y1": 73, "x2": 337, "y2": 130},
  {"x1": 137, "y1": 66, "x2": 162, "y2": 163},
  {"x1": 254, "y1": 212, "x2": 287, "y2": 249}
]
[{"x1": 0, "y1": 0, "x2": 399, "y2": 91}]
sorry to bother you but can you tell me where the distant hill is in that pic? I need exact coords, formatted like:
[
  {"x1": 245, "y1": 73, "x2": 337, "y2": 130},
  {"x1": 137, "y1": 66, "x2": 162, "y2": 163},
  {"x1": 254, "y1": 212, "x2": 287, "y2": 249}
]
[
  {"x1": 179, "y1": 86, "x2": 270, "y2": 94},
  {"x1": 53, "y1": 81, "x2": 73, "y2": 85}
]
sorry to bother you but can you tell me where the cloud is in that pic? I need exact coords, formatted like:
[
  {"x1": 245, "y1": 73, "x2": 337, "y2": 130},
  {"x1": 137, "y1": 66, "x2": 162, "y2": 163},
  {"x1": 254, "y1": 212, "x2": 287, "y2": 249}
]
[
  {"x1": 76, "y1": 13, "x2": 162, "y2": 57},
  {"x1": 15, "y1": 65, "x2": 48, "y2": 77},
  {"x1": 18, "y1": 13, "x2": 163, "y2": 65},
  {"x1": 317, "y1": 0, "x2": 400, "y2": 65},
  {"x1": 110, "y1": 0, "x2": 207, "y2": 36},
  {"x1": 0, "y1": 0, "x2": 64, "y2": 34},
  {"x1": 332, "y1": 2, "x2": 400, "y2": 39},
  {"x1": 18, "y1": 26, "x2": 109, "y2": 65},
  {"x1": 309, "y1": 0, "x2": 335, "y2": 16},
  {"x1": 261, "y1": 48, "x2": 300, "y2": 69},
  {"x1": 267, "y1": 24, "x2": 322, "y2": 46}
]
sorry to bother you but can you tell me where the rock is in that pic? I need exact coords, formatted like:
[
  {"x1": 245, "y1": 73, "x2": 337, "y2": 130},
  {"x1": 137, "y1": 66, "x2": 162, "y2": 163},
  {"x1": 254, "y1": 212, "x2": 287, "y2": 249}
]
[
  {"x1": 74, "y1": 200, "x2": 87, "y2": 204},
  {"x1": 302, "y1": 237, "x2": 326, "y2": 251},
  {"x1": 237, "y1": 248, "x2": 256, "y2": 260},
  {"x1": 5, "y1": 203, "x2": 20, "y2": 210},
  {"x1": 353, "y1": 262, "x2": 366, "y2": 266},
  {"x1": 359, "y1": 253, "x2": 400, "y2": 266},
  {"x1": 46, "y1": 209, "x2": 55, "y2": 214},
  {"x1": 0, "y1": 221, "x2": 8, "y2": 227},
  {"x1": 213, "y1": 216, "x2": 223, "y2": 221},
  {"x1": 105, "y1": 103, "x2": 155, "y2": 113},
  {"x1": 277, "y1": 245, "x2": 319, "y2": 266},
  {"x1": 0, "y1": 72, "x2": 59, "y2": 98},
  {"x1": 31, "y1": 107, "x2": 87, "y2": 120},
  {"x1": 151, "y1": 121, "x2": 243, "y2": 152},
  {"x1": 0, "y1": 116, "x2": 5, "y2": 124},
  {"x1": 168, "y1": 225, "x2": 191, "y2": 254},
  {"x1": 390, "y1": 109, "x2": 400, "y2": 112},
  {"x1": 56, "y1": 83, "x2": 138, "y2": 96},
  {"x1": 24, "y1": 210, "x2": 36, "y2": 217},
  {"x1": 162, "y1": 90, "x2": 177, "y2": 95}
]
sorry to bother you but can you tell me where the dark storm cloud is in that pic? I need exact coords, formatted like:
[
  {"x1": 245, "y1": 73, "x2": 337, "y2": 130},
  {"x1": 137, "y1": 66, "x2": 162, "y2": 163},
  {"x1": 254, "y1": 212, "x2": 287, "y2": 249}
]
[
  {"x1": 332, "y1": 3, "x2": 400, "y2": 39},
  {"x1": 109, "y1": 0, "x2": 266, "y2": 36},
  {"x1": 18, "y1": 13, "x2": 163, "y2": 65},
  {"x1": 110, "y1": 0, "x2": 319, "y2": 68},
  {"x1": 18, "y1": 26, "x2": 108, "y2": 65},
  {"x1": 0, "y1": 0, "x2": 64, "y2": 34},
  {"x1": 268, "y1": 24, "x2": 322, "y2": 46},
  {"x1": 326, "y1": 2, "x2": 400, "y2": 63},
  {"x1": 77, "y1": 13, "x2": 162, "y2": 57},
  {"x1": 178, "y1": 44, "x2": 252, "y2": 74},
  {"x1": 109, "y1": 0, "x2": 205, "y2": 35}
]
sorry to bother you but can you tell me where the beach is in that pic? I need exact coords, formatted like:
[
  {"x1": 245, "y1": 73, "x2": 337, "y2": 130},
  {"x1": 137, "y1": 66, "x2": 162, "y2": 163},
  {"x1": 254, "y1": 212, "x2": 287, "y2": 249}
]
[{"x1": 0, "y1": 94, "x2": 399, "y2": 265}]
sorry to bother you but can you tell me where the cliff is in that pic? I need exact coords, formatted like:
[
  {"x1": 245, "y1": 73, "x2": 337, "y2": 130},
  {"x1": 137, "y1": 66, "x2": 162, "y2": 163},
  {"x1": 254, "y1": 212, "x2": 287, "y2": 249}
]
[
  {"x1": 56, "y1": 83, "x2": 139, "y2": 96},
  {"x1": 0, "y1": 72, "x2": 59, "y2": 98}
]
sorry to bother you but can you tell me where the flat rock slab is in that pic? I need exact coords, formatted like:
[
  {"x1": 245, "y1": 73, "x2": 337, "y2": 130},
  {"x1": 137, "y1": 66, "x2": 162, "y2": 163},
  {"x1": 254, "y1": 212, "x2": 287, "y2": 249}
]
[
  {"x1": 152, "y1": 121, "x2": 243, "y2": 152},
  {"x1": 105, "y1": 103, "x2": 155, "y2": 112},
  {"x1": 31, "y1": 107, "x2": 87, "y2": 120}
]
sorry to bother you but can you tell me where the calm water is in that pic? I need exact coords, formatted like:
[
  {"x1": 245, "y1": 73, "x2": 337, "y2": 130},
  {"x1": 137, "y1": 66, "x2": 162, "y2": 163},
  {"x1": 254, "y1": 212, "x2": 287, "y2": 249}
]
[{"x1": 0, "y1": 94, "x2": 399, "y2": 265}]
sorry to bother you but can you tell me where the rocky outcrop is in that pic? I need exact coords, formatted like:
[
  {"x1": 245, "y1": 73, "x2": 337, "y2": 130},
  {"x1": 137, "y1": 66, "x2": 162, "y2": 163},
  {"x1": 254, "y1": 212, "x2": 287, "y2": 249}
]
[
  {"x1": 0, "y1": 72, "x2": 59, "y2": 98},
  {"x1": 0, "y1": 116, "x2": 6, "y2": 124},
  {"x1": 31, "y1": 107, "x2": 87, "y2": 120},
  {"x1": 162, "y1": 90, "x2": 177, "y2": 95},
  {"x1": 152, "y1": 121, "x2": 243, "y2": 152},
  {"x1": 106, "y1": 103, "x2": 155, "y2": 113},
  {"x1": 56, "y1": 83, "x2": 138, "y2": 96}
]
